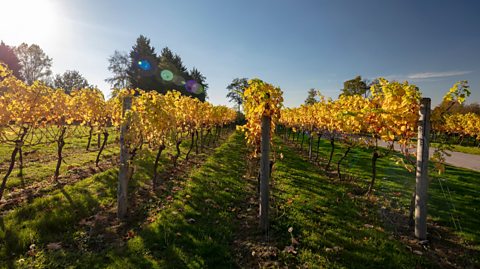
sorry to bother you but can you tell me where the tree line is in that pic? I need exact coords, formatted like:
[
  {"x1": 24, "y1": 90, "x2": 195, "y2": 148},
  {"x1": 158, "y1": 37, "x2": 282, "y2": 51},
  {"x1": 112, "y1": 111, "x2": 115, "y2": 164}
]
[
  {"x1": 106, "y1": 35, "x2": 208, "y2": 101},
  {"x1": 0, "y1": 35, "x2": 208, "y2": 100},
  {"x1": 0, "y1": 41, "x2": 92, "y2": 93}
]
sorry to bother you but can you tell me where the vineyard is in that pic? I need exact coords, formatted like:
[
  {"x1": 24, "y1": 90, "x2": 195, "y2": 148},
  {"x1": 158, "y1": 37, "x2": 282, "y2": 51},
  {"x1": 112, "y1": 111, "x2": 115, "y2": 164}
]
[{"x1": 1, "y1": 59, "x2": 480, "y2": 269}]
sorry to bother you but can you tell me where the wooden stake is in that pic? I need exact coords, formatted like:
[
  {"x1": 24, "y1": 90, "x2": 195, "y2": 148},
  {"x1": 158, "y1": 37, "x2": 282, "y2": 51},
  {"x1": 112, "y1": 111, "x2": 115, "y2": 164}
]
[
  {"x1": 117, "y1": 95, "x2": 132, "y2": 219},
  {"x1": 415, "y1": 98, "x2": 431, "y2": 240}
]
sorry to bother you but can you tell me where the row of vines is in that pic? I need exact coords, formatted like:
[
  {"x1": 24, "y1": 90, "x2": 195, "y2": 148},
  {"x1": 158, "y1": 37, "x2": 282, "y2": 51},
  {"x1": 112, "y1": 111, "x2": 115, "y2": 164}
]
[
  {"x1": 238, "y1": 77, "x2": 475, "y2": 238},
  {"x1": 280, "y1": 78, "x2": 421, "y2": 193},
  {"x1": 280, "y1": 79, "x2": 476, "y2": 189},
  {"x1": 0, "y1": 63, "x2": 237, "y2": 204}
]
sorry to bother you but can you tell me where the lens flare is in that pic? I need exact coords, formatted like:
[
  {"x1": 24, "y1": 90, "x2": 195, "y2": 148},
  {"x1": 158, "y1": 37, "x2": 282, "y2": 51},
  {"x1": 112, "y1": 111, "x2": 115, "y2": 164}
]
[
  {"x1": 137, "y1": 60, "x2": 152, "y2": 71},
  {"x1": 185, "y1": 80, "x2": 195, "y2": 92},
  {"x1": 185, "y1": 80, "x2": 204, "y2": 95},
  {"x1": 160, "y1": 69, "x2": 174, "y2": 81}
]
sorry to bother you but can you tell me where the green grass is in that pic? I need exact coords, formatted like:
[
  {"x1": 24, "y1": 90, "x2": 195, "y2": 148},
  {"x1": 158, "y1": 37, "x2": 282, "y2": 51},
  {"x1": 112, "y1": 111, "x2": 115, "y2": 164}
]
[
  {"x1": 431, "y1": 142, "x2": 480, "y2": 155},
  {"x1": 294, "y1": 133, "x2": 480, "y2": 242},
  {"x1": 0, "y1": 168, "x2": 119, "y2": 268},
  {"x1": 285, "y1": 132, "x2": 480, "y2": 265},
  {"x1": 0, "y1": 128, "x2": 120, "y2": 190},
  {"x1": 0, "y1": 130, "x2": 237, "y2": 268},
  {"x1": 76, "y1": 131, "x2": 249, "y2": 268},
  {"x1": 0, "y1": 127, "x2": 118, "y2": 163},
  {"x1": 4, "y1": 146, "x2": 118, "y2": 190},
  {"x1": 331, "y1": 141, "x2": 479, "y2": 246},
  {"x1": 2, "y1": 129, "x2": 478, "y2": 268},
  {"x1": 270, "y1": 136, "x2": 432, "y2": 268}
]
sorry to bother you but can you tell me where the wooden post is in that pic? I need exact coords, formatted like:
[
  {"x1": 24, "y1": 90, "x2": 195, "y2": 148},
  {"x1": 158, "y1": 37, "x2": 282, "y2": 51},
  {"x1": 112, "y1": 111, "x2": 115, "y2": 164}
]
[
  {"x1": 117, "y1": 96, "x2": 132, "y2": 219},
  {"x1": 260, "y1": 115, "x2": 271, "y2": 236},
  {"x1": 415, "y1": 97, "x2": 431, "y2": 240}
]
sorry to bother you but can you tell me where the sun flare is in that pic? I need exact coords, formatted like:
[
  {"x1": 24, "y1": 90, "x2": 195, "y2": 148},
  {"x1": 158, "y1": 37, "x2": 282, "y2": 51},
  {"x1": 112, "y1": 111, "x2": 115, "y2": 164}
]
[{"x1": 2, "y1": 0, "x2": 58, "y2": 40}]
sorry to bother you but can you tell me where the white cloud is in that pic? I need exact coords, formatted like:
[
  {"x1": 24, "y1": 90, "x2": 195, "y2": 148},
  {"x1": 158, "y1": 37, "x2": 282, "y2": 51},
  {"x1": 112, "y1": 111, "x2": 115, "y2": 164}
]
[{"x1": 407, "y1": 70, "x2": 472, "y2": 79}]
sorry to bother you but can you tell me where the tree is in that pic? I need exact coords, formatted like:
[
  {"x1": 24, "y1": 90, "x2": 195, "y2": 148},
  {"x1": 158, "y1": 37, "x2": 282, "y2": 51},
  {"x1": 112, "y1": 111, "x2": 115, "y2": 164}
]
[
  {"x1": 14, "y1": 43, "x2": 52, "y2": 85},
  {"x1": 0, "y1": 41, "x2": 22, "y2": 79},
  {"x1": 340, "y1": 75, "x2": 369, "y2": 97},
  {"x1": 226, "y1": 78, "x2": 249, "y2": 111},
  {"x1": 127, "y1": 35, "x2": 159, "y2": 91},
  {"x1": 53, "y1": 70, "x2": 90, "y2": 94},
  {"x1": 124, "y1": 36, "x2": 208, "y2": 101},
  {"x1": 105, "y1": 50, "x2": 130, "y2": 95},
  {"x1": 304, "y1": 88, "x2": 318, "y2": 105}
]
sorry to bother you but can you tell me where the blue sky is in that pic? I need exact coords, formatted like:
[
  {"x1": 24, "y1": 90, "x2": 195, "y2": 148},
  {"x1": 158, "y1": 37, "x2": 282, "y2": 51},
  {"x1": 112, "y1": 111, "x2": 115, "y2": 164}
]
[{"x1": 1, "y1": 0, "x2": 479, "y2": 107}]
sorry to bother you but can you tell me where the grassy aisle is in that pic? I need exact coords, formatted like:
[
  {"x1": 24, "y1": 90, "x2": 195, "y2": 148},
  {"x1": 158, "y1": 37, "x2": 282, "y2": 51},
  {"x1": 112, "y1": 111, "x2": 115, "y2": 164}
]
[
  {"x1": 6, "y1": 131, "x2": 248, "y2": 268},
  {"x1": 0, "y1": 131, "x2": 236, "y2": 268},
  {"x1": 287, "y1": 132, "x2": 480, "y2": 250},
  {"x1": 71, "y1": 131, "x2": 249, "y2": 268},
  {"x1": 0, "y1": 133, "x2": 119, "y2": 192},
  {"x1": 269, "y1": 137, "x2": 432, "y2": 268}
]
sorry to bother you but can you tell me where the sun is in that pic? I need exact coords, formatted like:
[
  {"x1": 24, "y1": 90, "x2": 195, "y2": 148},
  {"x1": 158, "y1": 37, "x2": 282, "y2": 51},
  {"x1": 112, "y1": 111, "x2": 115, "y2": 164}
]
[{"x1": 1, "y1": 0, "x2": 58, "y2": 42}]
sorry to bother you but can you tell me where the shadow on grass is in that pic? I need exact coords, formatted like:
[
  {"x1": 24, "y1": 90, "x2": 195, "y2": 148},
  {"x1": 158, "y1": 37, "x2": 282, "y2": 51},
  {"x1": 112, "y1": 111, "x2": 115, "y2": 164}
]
[
  {"x1": 0, "y1": 130, "x2": 236, "y2": 268},
  {"x1": 293, "y1": 133, "x2": 480, "y2": 245},
  {"x1": 0, "y1": 169, "x2": 119, "y2": 265},
  {"x1": 280, "y1": 133, "x2": 480, "y2": 267},
  {"x1": 271, "y1": 136, "x2": 433, "y2": 268},
  {"x1": 69, "y1": 132, "x2": 250, "y2": 268}
]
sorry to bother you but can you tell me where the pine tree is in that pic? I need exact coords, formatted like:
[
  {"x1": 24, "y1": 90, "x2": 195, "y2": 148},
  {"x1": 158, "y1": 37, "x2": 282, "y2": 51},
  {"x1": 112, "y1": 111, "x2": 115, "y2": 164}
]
[
  {"x1": 127, "y1": 35, "x2": 159, "y2": 91},
  {"x1": 125, "y1": 36, "x2": 208, "y2": 100}
]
